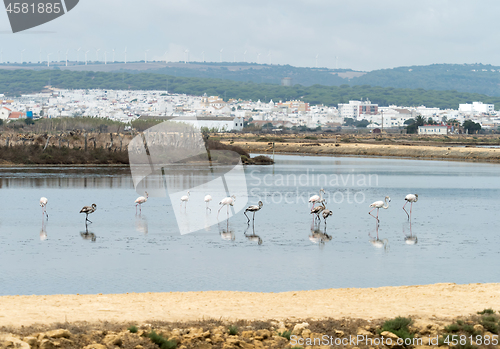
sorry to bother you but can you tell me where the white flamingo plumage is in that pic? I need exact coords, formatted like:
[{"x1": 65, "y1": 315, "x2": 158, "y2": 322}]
[
  {"x1": 369, "y1": 196, "x2": 391, "y2": 223},
  {"x1": 180, "y1": 191, "x2": 190, "y2": 209},
  {"x1": 403, "y1": 194, "x2": 418, "y2": 221},
  {"x1": 135, "y1": 191, "x2": 148, "y2": 214},
  {"x1": 204, "y1": 194, "x2": 212, "y2": 212},
  {"x1": 218, "y1": 195, "x2": 236, "y2": 219},
  {"x1": 308, "y1": 188, "x2": 325, "y2": 208},
  {"x1": 40, "y1": 197, "x2": 48, "y2": 220}
]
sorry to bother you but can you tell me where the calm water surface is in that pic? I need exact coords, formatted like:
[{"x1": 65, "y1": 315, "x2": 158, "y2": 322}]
[{"x1": 0, "y1": 155, "x2": 499, "y2": 295}]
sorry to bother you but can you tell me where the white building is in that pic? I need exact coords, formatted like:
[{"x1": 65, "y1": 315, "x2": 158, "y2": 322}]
[
  {"x1": 459, "y1": 101, "x2": 494, "y2": 114},
  {"x1": 338, "y1": 100, "x2": 378, "y2": 119},
  {"x1": 0, "y1": 107, "x2": 11, "y2": 120},
  {"x1": 418, "y1": 125, "x2": 448, "y2": 135}
]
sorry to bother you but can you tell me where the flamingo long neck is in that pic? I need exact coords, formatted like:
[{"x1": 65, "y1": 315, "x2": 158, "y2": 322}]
[{"x1": 383, "y1": 198, "x2": 389, "y2": 209}]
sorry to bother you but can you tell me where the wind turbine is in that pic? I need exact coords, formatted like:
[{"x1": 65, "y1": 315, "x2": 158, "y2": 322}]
[
  {"x1": 65, "y1": 49, "x2": 69, "y2": 66},
  {"x1": 76, "y1": 47, "x2": 81, "y2": 62},
  {"x1": 219, "y1": 48, "x2": 223, "y2": 63},
  {"x1": 85, "y1": 50, "x2": 89, "y2": 65},
  {"x1": 315, "y1": 54, "x2": 319, "y2": 68},
  {"x1": 257, "y1": 53, "x2": 261, "y2": 64},
  {"x1": 144, "y1": 49, "x2": 149, "y2": 63},
  {"x1": 20, "y1": 49, "x2": 26, "y2": 63},
  {"x1": 57, "y1": 50, "x2": 61, "y2": 62},
  {"x1": 47, "y1": 53, "x2": 52, "y2": 67},
  {"x1": 164, "y1": 50, "x2": 168, "y2": 63},
  {"x1": 124, "y1": 47, "x2": 127, "y2": 64},
  {"x1": 96, "y1": 48, "x2": 100, "y2": 62},
  {"x1": 112, "y1": 48, "x2": 115, "y2": 63},
  {"x1": 243, "y1": 50, "x2": 247, "y2": 63},
  {"x1": 184, "y1": 49, "x2": 189, "y2": 63}
]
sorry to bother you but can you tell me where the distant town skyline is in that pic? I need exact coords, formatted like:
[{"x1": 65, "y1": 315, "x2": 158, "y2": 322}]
[{"x1": 1, "y1": 0, "x2": 500, "y2": 71}]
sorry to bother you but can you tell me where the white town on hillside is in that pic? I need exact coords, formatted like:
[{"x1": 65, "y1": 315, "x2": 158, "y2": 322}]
[{"x1": 0, "y1": 89, "x2": 498, "y2": 134}]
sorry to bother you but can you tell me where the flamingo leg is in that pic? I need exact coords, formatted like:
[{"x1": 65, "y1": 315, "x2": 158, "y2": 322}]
[
  {"x1": 244, "y1": 211, "x2": 250, "y2": 223},
  {"x1": 410, "y1": 202, "x2": 413, "y2": 221},
  {"x1": 217, "y1": 205, "x2": 225, "y2": 219},
  {"x1": 253, "y1": 212, "x2": 256, "y2": 222},
  {"x1": 368, "y1": 207, "x2": 379, "y2": 222},
  {"x1": 403, "y1": 201, "x2": 410, "y2": 220}
]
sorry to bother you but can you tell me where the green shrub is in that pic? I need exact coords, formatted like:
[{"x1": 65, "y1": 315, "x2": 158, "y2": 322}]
[
  {"x1": 228, "y1": 325, "x2": 239, "y2": 336},
  {"x1": 148, "y1": 330, "x2": 177, "y2": 349},
  {"x1": 277, "y1": 330, "x2": 292, "y2": 340},
  {"x1": 477, "y1": 308, "x2": 495, "y2": 315},
  {"x1": 444, "y1": 324, "x2": 460, "y2": 333},
  {"x1": 128, "y1": 325, "x2": 138, "y2": 333},
  {"x1": 379, "y1": 316, "x2": 414, "y2": 343}
]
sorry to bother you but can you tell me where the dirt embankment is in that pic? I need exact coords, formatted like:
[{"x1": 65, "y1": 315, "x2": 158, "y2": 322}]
[
  {"x1": 1, "y1": 283, "x2": 500, "y2": 348},
  {"x1": 228, "y1": 140, "x2": 500, "y2": 163}
]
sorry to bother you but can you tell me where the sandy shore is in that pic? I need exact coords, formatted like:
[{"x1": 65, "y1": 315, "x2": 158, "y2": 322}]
[
  {"x1": 228, "y1": 141, "x2": 500, "y2": 163},
  {"x1": 1, "y1": 283, "x2": 499, "y2": 327}
]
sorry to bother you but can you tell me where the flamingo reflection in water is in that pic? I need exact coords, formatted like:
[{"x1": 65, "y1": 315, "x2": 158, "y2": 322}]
[
  {"x1": 218, "y1": 219, "x2": 235, "y2": 241},
  {"x1": 135, "y1": 214, "x2": 148, "y2": 235},
  {"x1": 244, "y1": 222, "x2": 262, "y2": 245},
  {"x1": 40, "y1": 218, "x2": 47, "y2": 241},
  {"x1": 80, "y1": 225, "x2": 96, "y2": 242},
  {"x1": 369, "y1": 220, "x2": 389, "y2": 251},
  {"x1": 403, "y1": 221, "x2": 418, "y2": 245},
  {"x1": 309, "y1": 222, "x2": 332, "y2": 247}
]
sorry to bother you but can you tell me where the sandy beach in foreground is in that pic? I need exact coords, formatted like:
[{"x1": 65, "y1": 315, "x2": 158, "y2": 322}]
[{"x1": 1, "y1": 283, "x2": 499, "y2": 327}]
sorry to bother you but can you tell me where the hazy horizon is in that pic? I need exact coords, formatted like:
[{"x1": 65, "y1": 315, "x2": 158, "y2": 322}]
[{"x1": 1, "y1": 1, "x2": 500, "y2": 71}]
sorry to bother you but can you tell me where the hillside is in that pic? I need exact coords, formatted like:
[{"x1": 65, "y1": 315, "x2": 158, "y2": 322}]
[
  {"x1": 2, "y1": 69, "x2": 500, "y2": 109},
  {"x1": 2, "y1": 62, "x2": 500, "y2": 97}
]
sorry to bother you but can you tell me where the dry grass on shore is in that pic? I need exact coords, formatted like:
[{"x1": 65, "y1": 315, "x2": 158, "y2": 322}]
[{"x1": 0, "y1": 144, "x2": 129, "y2": 165}]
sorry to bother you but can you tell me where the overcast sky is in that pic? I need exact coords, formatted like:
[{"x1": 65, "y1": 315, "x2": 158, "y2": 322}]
[{"x1": 1, "y1": 0, "x2": 499, "y2": 71}]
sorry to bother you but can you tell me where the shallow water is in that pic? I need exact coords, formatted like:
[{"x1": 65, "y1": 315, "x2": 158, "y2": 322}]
[{"x1": 0, "y1": 155, "x2": 499, "y2": 296}]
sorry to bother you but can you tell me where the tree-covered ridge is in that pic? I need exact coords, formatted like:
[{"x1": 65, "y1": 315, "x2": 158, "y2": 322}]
[
  {"x1": 114, "y1": 62, "x2": 500, "y2": 96},
  {"x1": 2, "y1": 69, "x2": 500, "y2": 109},
  {"x1": 352, "y1": 63, "x2": 500, "y2": 96}
]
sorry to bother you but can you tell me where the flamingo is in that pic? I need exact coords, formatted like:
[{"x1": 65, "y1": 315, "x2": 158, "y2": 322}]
[
  {"x1": 217, "y1": 195, "x2": 236, "y2": 219},
  {"x1": 403, "y1": 194, "x2": 418, "y2": 221},
  {"x1": 135, "y1": 191, "x2": 148, "y2": 214},
  {"x1": 322, "y1": 208, "x2": 332, "y2": 226},
  {"x1": 80, "y1": 204, "x2": 97, "y2": 224},
  {"x1": 204, "y1": 194, "x2": 212, "y2": 212},
  {"x1": 308, "y1": 188, "x2": 325, "y2": 208},
  {"x1": 311, "y1": 202, "x2": 326, "y2": 221},
  {"x1": 180, "y1": 191, "x2": 190, "y2": 209},
  {"x1": 369, "y1": 196, "x2": 390, "y2": 223},
  {"x1": 40, "y1": 197, "x2": 48, "y2": 220},
  {"x1": 244, "y1": 201, "x2": 263, "y2": 223}
]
